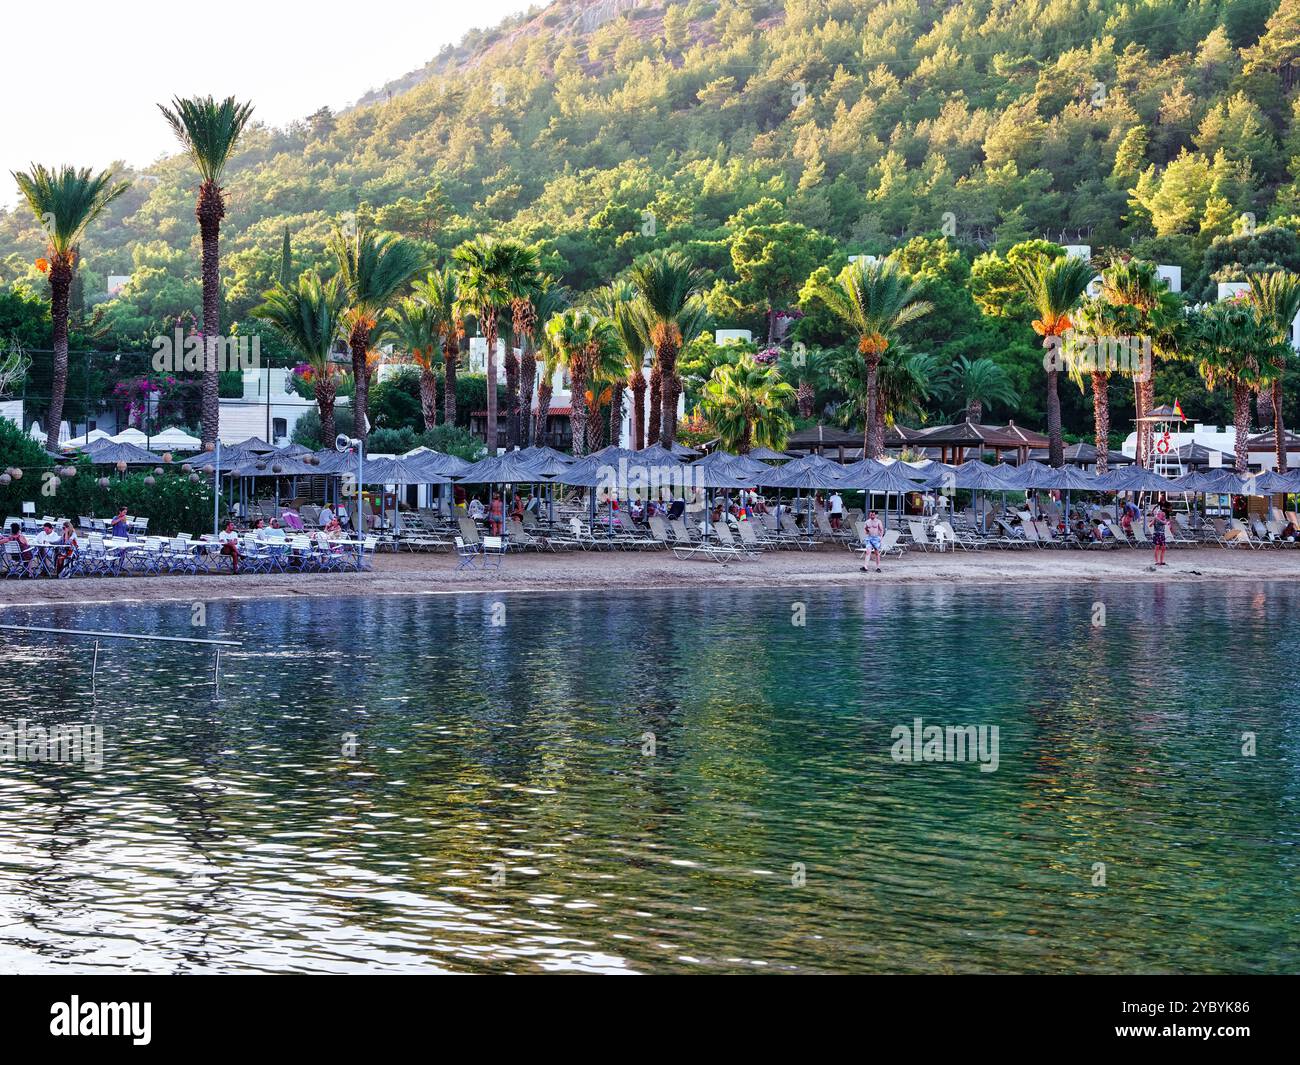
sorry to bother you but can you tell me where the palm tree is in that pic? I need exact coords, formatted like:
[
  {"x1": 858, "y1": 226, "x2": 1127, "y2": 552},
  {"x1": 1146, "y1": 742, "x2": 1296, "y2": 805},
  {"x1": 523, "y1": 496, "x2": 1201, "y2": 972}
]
[
  {"x1": 1013, "y1": 254, "x2": 1093, "y2": 466},
  {"x1": 517, "y1": 276, "x2": 570, "y2": 448},
  {"x1": 1087, "y1": 257, "x2": 1183, "y2": 468},
  {"x1": 545, "y1": 310, "x2": 621, "y2": 457},
  {"x1": 1193, "y1": 299, "x2": 1279, "y2": 473},
  {"x1": 629, "y1": 250, "x2": 710, "y2": 449},
  {"x1": 937, "y1": 355, "x2": 1018, "y2": 425},
  {"x1": 832, "y1": 345, "x2": 937, "y2": 441},
  {"x1": 534, "y1": 320, "x2": 563, "y2": 448},
  {"x1": 700, "y1": 357, "x2": 796, "y2": 454},
  {"x1": 12, "y1": 165, "x2": 128, "y2": 452},
  {"x1": 254, "y1": 272, "x2": 347, "y2": 444},
  {"x1": 414, "y1": 266, "x2": 464, "y2": 427},
  {"x1": 329, "y1": 223, "x2": 426, "y2": 446},
  {"x1": 590, "y1": 281, "x2": 645, "y2": 448},
  {"x1": 453, "y1": 237, "x2": 538, "y2": 452},
  {"x1": 806, "y1": 258, "x2": 932, "y2": 458},
  {"x1": 158, "y1": 95, "x2": 254, "y2": 447},
  {"x1": 777, "y1": 346, "x2": 830, "y2": 419},
  {"x1": 1247, "y1": 270, "x2": 1300, "y2": 471},
  {"x1": 382, "y1": 296, "x2": 442, "y2": 430}
]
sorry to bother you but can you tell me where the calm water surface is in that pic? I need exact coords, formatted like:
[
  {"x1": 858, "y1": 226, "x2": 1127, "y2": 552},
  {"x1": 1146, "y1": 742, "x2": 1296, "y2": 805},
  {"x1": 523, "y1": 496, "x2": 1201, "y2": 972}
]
[{"x1": 0, "y1": 583, "x2": 1297, "y2": 974}]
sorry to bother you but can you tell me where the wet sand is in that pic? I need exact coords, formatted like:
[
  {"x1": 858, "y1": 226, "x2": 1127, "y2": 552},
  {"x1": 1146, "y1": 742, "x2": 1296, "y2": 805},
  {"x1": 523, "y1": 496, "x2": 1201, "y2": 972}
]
[{"x1": 0, "y1": 544, "x2": 1294, "y2": 609}]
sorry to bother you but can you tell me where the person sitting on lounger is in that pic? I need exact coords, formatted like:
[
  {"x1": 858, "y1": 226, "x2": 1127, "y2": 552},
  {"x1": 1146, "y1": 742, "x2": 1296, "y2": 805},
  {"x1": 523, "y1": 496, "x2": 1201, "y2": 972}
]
[
  {"x1": 55, "y1": 520, "x2": 78, "y2": 575},
  {"x1": 0, "y1": 522, "x2": 34, "y2": 571},
  {"x1": 468, "y1": 497, "x2": 486, "y2": 520},
  {"x1": 667, "y1": 498, "x2": 684, "y2": 520},
  {"x1": 860, "y1": 510, "x2": 886, "y2": 573},
  {"x1": 509, "y1": 495, "x2": 525, "y2": 523},
  {"x1": 218, "y1": 520, "x2": 241, "y2": 574}
]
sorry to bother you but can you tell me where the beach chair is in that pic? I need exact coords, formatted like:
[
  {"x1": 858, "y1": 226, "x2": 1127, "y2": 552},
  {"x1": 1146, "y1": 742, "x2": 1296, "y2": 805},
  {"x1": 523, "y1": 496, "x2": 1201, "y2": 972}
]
[
  {"x1": 735, "y1": 520, "x2": 775, "y2": 552},
  {"x1": 854, "y1": 528, "x2": 904, "y2": 562},
  {"x1": 647, "y1": 515, "x2": 677, "y2": 548},
  {"x1": 907, "y1": 519, "x2": 944, "y2": 552},
  {"x1": 454, "y1": 536, "x2": 481, "y2": 571},
  {"x1": 457, "y1": 516, "x2": 483, "y2": 548},
  {"x1": 777, "y1": 512, "x2": 817, "y2": 550},
  {"x1": 713, "y1": 521, "x2": 759, "y2": 560},
  {"x1": 935, "y1": 520, "x2": 984, "y2": 551},
  {"x1": 2, "y1": 542, "x2": 33, "y2": 578},
  {"x1": 1251, "y1": 518, "x2": 1282, "y2": 547},
  {"x1": 814, "y1": 510, "x2": 852, "y2": 543},
  {"x1": 481, "y1": 534, "x2": 507, "y2": 574}
]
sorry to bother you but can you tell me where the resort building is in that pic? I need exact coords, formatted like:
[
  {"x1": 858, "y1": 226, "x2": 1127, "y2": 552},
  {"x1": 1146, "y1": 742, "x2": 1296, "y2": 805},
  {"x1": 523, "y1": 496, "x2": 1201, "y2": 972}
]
[{"x1": 218, "y1": 367, "x2": 320, "y2": 448}]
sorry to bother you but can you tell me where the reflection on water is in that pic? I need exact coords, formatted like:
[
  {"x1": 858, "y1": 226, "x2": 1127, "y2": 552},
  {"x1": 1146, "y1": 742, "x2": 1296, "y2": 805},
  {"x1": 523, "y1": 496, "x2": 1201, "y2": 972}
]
[{"x1": 0, "y1": 583, "x2": 1297, "y2": 974}]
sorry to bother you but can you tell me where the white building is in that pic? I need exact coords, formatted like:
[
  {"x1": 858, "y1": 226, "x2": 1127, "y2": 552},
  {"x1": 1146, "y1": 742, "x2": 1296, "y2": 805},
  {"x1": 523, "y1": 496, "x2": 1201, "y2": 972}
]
[{"x1": 218, "y1": 367, "x2": 322, "y2": 447}]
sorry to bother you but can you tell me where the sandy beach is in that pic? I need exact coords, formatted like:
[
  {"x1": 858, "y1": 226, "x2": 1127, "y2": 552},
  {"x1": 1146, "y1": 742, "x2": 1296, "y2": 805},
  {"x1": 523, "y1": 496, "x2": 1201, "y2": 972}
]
[{"x1": 0, "y1": 545, "x2": 1294, "y2": 608}]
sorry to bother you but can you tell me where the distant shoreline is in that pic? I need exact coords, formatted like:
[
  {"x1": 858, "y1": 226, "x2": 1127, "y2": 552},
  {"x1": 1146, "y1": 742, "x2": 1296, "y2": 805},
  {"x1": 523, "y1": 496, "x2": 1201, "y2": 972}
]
[{"x1": 0, "y1": 548, "x2": 1293, "y2": 610}]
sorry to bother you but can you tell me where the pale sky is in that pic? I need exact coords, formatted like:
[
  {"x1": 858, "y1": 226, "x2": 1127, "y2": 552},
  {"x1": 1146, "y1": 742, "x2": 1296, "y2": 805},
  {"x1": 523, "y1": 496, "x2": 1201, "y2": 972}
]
[{"x1": 0, "y1": 0, "x2": 533, "y2": 207}]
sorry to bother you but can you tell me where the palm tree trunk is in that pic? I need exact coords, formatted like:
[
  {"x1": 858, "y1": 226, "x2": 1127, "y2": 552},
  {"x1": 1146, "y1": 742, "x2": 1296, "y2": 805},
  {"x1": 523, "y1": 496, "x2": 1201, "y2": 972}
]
[
  {"x1": 570, "y1": 372, "x2": 588, "y2": 458},
  {"x1": 647, "y1": 361, "x2": 662, "y2": 446},
  {"x1": 197, "y1": 181, "x2": 224, "y2": 448},
  {"x1": 1137, "y1": 377, "x2": 1154, "y2": 468},
  {"x1": 484, "y1": 315, "x2": 498, "y2": 453},
  {"x1": 1273, "y1": 377, "x2": 1287, "y2": 471},
  {"x1": 315, "y1": 376, "x2": 337, "y2": 447},
  {"x1": 1045, "y1": 366, "x2": 1064, "y2": 467},
  {"x1": 864, "y1": 354, "x2": 881, "y2": 458},
  {"x1": 609, "y1": 384, "x2": 623, "y2": 447},
  {"x1": 659, "y1": 339, "x2": 681, "y2": 448},
  {"x1": 419, "y1": 364, "x2": 437, "y2": 430},
  {"x1": 1091, "y1": 370, "x2": 1110, "y2": 475},
  {"x1": 536, "y1": 380, "x2": 553, "y2": 447},
  {"x1": 1233, "y1": 383, "x2": 1251, "y2": 474},
  {"x1": 44, "y1": 256, "x2": 73, "y2": 453},
  {"x1": 630, "y1": 374, "x2": 646, "y2": 450},
  {"x1": 587, "y1": 396, "x2": 604, "y2": 453},
  {"x1": 796, "y1": 381, "x2": 814, "y2": 419},
  {"x1": 349, "y1": 320, "x2": 371, "y2": 446},
  {"x1": 520, "y1": 352, "x2": 536, "y2": 448},
  {"x1": 504, "y1": 343, "x2": 520, "y2": 449},
  {"x1": 443, "y1": 339, "x2": 459, "y2": 427},
  {"x1": 967, "y1": 399, "x2": 983, "y2": 423}
]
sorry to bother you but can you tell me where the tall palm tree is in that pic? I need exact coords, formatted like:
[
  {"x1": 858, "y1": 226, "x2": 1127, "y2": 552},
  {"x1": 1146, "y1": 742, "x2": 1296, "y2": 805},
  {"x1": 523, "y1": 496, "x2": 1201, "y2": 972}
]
[
  {"x1": 629, "y1": 250, "x2": 710, "y2": 449},
  {"x1": 382, "y1": 296, "x2": 442, "y2": 430},
  {"x1": 807, "y1": 258, "x2": 932, "y2": 458},
  {"x1": 545, "y1": 310, "x2": 621, "y2": 457},
  {"x1": 700, "y1": 357, "x2": 796, "y2": 454},
  {"x1": 1193, "y1": 299, "x2": 1280, "y2": 473},
  {"x1": 254, "y1": 272, "x2": 347, "y2": 445},
  {"x1": 936, "y1": 355, "x2": 1018, "y2": 425},
  {"x1": 453, "y1": 237, "x2": 538, "y2": 452},
  {"x1": 1088, "y1": 257, "x2": 1182, "y2": 468},
  {"x1": 158, "y1": 95, "x2": 254, "y2": 447},
  {"x1": 1247, "y1": 270, "x2": 1300, "y2": 471},
  {"x1": 590, "y1": 281, "x2": 645, "y2": 448},
  {"x1": 516, "y1": 276, "x2": 569, "y2": 448},
  {"x1": 534, "y1": 319, "x2": 563, "y2": 448},
  {"x1": 1013, "y1": 254, "x2": 1093, "y2": 466},
  {"x1": 329, "y1": 223, "x2": 426, "y2": 446},
  {"x1": 12, "y1": 165, "x2": 128, "y2": 452},
  {"x1": 414, "y1": 266, "x2": 464, "y2": 428}
]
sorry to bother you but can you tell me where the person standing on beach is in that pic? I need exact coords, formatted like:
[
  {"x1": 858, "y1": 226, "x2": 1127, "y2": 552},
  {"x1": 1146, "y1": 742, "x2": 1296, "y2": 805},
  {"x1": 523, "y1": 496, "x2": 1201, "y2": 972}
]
[
  {"x1": 829, "y1": 490, "x2": 845, "y2": 531},
  {"x1": 859, "y1": 509, "x2": 885, "y2": 573},
  {"x1": 1151, "y1": 502, "x2": 1169, "y2": 566}
]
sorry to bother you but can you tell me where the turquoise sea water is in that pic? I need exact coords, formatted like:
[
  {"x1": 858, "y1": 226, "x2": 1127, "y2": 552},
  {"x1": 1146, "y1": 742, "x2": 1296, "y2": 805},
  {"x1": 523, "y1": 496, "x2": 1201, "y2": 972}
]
[{"x1": 0, "y1": 582, "x2": 1296, "y2": 974}]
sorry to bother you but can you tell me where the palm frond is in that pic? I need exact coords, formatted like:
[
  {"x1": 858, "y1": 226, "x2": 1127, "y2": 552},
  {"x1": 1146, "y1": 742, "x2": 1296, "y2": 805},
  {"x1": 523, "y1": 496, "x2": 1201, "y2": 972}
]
[{"x1": 158, "y1": 95, "x2": 255, "y2": 183}]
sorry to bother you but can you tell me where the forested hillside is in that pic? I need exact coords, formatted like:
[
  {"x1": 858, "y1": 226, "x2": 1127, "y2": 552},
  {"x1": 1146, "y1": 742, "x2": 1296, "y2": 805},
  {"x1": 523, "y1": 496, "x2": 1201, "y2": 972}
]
[{"x1": 4, "y1": 0, "x2": 1300, "y2": 438}]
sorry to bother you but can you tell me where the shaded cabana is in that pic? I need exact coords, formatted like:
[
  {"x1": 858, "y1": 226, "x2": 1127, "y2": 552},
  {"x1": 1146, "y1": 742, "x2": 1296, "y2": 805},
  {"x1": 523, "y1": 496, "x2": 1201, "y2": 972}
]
[
  {"x1": 784, "y1": 423, "x2": 862, "y2": 460},
  {"x1": 911, "y1": 419, "x2": 1031, "y2": 464},
  {"x1": 79, "y1": 439, "x2": 166, "y2": 466}
]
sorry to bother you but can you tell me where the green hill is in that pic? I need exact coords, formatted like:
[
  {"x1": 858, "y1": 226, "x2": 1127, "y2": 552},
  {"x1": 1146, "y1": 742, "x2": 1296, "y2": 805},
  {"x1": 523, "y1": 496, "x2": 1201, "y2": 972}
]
[{"x1": 4, "y1": 0, "x2": 1300, "y2": 436}]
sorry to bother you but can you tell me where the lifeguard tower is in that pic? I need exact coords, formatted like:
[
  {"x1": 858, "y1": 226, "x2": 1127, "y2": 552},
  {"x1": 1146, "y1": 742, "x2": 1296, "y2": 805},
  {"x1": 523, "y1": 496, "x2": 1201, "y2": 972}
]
[{"x1": 1138, "y1": 403, "x2": 1186, "y2": 479}]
